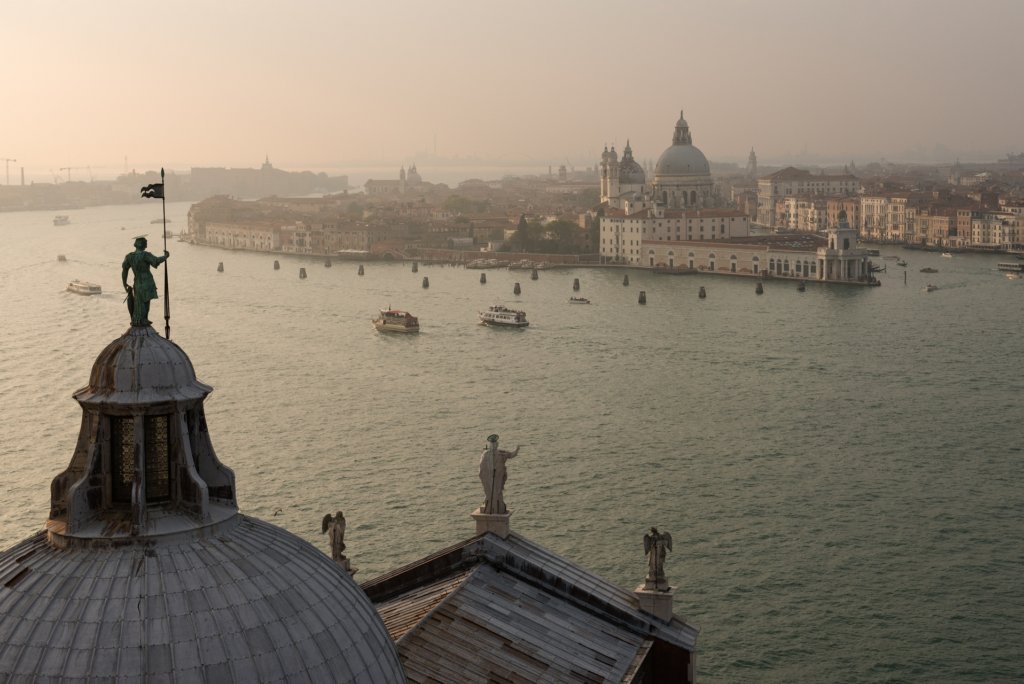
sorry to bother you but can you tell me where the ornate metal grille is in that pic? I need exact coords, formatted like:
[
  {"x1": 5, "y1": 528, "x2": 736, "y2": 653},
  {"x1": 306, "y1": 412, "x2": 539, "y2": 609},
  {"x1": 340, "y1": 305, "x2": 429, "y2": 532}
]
[
  {"x1": 110, "y1": 417, "x2": 135, "y2": 504},
  {"x1": 145, "y1": 415, "x2": 171, "y2": 502}
]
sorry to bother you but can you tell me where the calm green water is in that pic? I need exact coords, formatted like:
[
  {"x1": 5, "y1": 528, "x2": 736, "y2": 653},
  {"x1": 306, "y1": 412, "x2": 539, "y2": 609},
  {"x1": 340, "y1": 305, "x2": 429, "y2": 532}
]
[{"x1": 1, "y1": 203, "x2": 1022, "y2": 682}]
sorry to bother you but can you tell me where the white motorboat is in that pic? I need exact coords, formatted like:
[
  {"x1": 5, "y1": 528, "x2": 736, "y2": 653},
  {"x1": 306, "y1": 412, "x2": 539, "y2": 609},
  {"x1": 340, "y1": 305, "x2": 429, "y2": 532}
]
[
  {"x1": 372, "y1": 309, "x2": 420, "y2": 333},
  {"x1": 941, "y1": 252, "x2": 953, "y2": 258},
  {"x1": 67, "y1": 280, "x2": 101, "y2": 295},
  {"x1": 479, "y1": 304, "x2": 529, "y2": 327}
]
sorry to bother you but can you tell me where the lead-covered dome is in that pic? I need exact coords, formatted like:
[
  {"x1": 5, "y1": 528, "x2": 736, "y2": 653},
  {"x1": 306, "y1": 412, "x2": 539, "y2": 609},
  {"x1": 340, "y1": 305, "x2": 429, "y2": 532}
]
[
  {"x1": 654, "y1": 109, "x2": 711, "y2": 177},
  {"x1": 76, "y1": 325, "x2": 210, "y2": 405},
  {"x1": 0, "y1": 517, "x2": 405, "y2": 682},
  {"x1": 2, "y1": 323, "x2": 405, "y2": 682},
  {"x1": 618, "y1": 140, "x2": 646, "y2": 185}
]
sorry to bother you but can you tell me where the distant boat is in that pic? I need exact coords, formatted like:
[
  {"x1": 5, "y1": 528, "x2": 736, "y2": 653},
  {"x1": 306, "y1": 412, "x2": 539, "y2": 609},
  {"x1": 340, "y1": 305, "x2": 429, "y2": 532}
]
[
  {"x1": 150, "y1": 218, "x2": 172, "y2": 224},
  {"x1": 896, "y1": 259, "x2": 907, "y2": 267},
  {"x1": 941, "y1": 252, "x2": 953, "y2": 258},
  {"x1": 568, "y1": 296, "x2": 591, "y2": 304},
  {"x1": 53, "y1": 215, "x2": 70, "y2": 226},
  {"x1": 920, "y1": 267, "x2": 938, "y2": 273},
  {"x1": 479, "y1": 305, "x2": 529, "y2": 327},
  {"x1": 925, "y1": 284, "x2": 938, "y2": 292},
  {"x1": 372, "y1": 309, "x2": 420, "y2": 333},
  {"x1": 797, "y1": 281, "x2": 806, "y2": 292},
  {"x1": 66, "y1": 280, "x2": 101, "y2": 295}
]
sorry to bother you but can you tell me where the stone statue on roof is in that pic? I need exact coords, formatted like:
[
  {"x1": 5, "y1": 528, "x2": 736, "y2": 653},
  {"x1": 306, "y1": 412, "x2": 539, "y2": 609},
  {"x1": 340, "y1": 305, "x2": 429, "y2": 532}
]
[
  {"x1": 643, "y1": 527, "x2": 672, "y2": 591},
  {"x1": 322, "y1": 511, "x2": 352, "y2": 572},
  {"x1": 479, "y1": 434, "x2": 520, "y2": 514},
  {"x1": 121, "y1": 236, "x2": 169, "y2": 326}
]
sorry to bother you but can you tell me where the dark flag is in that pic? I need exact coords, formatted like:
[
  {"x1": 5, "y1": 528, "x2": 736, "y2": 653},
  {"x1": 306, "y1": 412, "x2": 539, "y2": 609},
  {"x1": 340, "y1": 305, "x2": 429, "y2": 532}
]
[{"x1": 140, "y1": 183, "x2": 164, "y2": 199}]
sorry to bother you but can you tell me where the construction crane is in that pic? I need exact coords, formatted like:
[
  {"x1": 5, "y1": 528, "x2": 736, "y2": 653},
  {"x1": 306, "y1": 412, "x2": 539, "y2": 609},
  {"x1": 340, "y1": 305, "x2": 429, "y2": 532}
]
[
  {"x1": 1, "y1": 158, "x2": 14, "y2": 185},
  {"x1": 58, "y1": 166, "x2": 88, "y2": 183}
]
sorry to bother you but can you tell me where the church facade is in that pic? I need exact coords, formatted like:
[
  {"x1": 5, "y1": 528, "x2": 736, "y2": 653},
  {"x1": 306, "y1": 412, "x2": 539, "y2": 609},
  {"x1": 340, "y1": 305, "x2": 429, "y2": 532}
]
[{"x1": 599, "y1": 110, "x2": 751, "y2": 265}]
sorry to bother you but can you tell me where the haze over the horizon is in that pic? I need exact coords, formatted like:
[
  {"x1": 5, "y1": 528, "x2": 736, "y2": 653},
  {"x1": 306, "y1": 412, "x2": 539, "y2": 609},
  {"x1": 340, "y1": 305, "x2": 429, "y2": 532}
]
[{"x1": 1, "y1": 0, "x2": 1021, "y2": 177}]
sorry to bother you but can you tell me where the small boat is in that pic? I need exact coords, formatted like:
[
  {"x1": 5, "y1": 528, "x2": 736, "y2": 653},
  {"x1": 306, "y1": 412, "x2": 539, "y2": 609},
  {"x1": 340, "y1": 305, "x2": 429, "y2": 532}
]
[
  {"x1": 920, "y1": 267, "x2": 938, "y2": 274},
  {"x1": 896, "y1": 259, "x2": 907, "y2": 267},
  {"x1": 996, "y1": 262, "x2": 1024, "y2": 272},
  {"x1": 1006, "y1": 272, "x2": 1021, "y2": 280},
  {"x1": 941, "y1": 252, "x2": 953, "y2": 258},
  {"x1": 67, "y1": 280, "x2": 101, "y2": 295},
  {"x1": 150, "y1": 218, "x2": 172, "y2": 224},
  {"x1": 373, "y1": 309, "x2": 420, "y2": 333},
  {"x1": 479, "y1": 305, "x2": 529, "y2": 327},
  {"x1": 53, "y1": 215, "x2": 70, "y2": 226},
  {"x1": 925, "y1": 284, "x2": 938, "y2": 292},
  {"x1": 797, "y1": 281, "x2": 806, "y2": 292},
  {"x1": 57, "y1": 254, "x2": 67, "y2": 262},
  {"x1": 569, "y1": 296, "x2": 591, "y2": 304}
]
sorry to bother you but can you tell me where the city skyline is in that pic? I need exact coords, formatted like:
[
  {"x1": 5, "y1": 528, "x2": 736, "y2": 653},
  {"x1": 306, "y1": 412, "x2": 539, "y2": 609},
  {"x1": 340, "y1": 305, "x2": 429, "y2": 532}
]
[{"x1": 1, "y1": 0, "x2": 1021, "y2": 175}]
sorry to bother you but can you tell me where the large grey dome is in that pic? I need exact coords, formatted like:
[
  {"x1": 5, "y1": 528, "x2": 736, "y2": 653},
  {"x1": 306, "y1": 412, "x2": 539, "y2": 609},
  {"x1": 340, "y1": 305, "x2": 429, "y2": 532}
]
[
  {"x1": 0, "y1": 517, "x2": 405, "y2": 682},
  {"x1": 1, "y1": 323, "x2": 405, "y2": 683},
  {"x1": 655, "y1": 109, "x2": 711, "y2": 177},
  {"x1": 655, "y1": 145, "x2": 710, "y2": 176}
]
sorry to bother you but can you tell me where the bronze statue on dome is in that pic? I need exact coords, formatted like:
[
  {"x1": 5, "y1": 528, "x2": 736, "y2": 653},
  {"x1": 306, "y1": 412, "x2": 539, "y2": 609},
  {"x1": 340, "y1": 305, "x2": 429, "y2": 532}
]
[{"x1": 121, "y1": 236, "x2": 169, "y2": 326}]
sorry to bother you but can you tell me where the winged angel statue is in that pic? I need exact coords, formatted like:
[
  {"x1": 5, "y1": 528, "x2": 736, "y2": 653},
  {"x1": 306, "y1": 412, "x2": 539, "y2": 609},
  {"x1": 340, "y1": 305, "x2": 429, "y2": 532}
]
[
  {"x1": 643, "y1": 527, "x2": 672, "y2": 590},
  {"x1": 322, "y1": 511, "x2": 347, "y2": 563}
]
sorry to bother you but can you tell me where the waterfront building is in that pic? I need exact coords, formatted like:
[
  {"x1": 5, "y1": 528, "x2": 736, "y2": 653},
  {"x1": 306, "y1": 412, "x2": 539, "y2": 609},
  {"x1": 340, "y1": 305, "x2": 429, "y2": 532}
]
[
  {"x1": 755, "y1": 167, "x2": 859, "y2": 229},
  {"x1": 365, "y1": 164, "x2": 427, "y2": 196},
  {"x1": 642, "y1": 210, "x2": 874, "y2": 284},
  {"x1": 599, "y1": 110, "x2": 748, "y2": 265}
]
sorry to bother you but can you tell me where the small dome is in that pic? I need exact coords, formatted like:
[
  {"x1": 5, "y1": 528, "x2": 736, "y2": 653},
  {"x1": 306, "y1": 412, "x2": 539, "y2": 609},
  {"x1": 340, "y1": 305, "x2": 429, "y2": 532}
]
[
  {"x1": 618, "y1": 141, "x2": 646, "y2": 185},
  {"x1": 0, "y1": 517, "x2": 405, "y2": 682},
  {"x1": 655, "y1": 145, "x2": 710, "y2": 177},
  {"x1": 75, "y1": 326, "x2": 211, "y2": 406}
]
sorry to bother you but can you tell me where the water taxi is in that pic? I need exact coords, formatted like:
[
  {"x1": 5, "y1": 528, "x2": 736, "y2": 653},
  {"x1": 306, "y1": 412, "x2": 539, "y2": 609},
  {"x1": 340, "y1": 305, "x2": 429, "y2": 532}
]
[
  {"x1": 53, "y1": 215, "x2": 70, "y2": 226},
  {"x1": 896, "y1": 259, "x2": 907, "y2": 267},
  {"x1": 569, "y1": 296, "x2": 591, "y2": 304},
  {"x1": 373, "y1": 309, "x2": 420, "y2": 333},
  {"x1": 941, "y1": 252, "x2": 953, "y2": 258},
  {"x1": 996, "y1": 262, "x2": 1024, "y2": 272},
  {"x1": 66, "y1": 280, "x2": 101, "y2": 295},
  {"x1": 479, "y1": 305, "x2": 529, "y2": 327}
]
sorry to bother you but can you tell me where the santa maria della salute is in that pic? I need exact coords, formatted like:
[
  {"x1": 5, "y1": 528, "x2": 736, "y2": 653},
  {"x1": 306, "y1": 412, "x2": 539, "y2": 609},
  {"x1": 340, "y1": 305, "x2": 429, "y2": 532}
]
[
  {"x1": 598, "y1": 109, "x2": 876, "y2": 285},
  {"x1": 600, "y1": 110, "x2": 720, "y2": 211}
]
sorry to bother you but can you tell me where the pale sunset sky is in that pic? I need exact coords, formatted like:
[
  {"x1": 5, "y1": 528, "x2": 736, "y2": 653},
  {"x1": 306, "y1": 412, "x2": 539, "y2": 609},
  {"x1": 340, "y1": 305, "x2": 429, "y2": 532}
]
[{"x1": 0, "y1": 0, "x2": 1020, "y2": 176}]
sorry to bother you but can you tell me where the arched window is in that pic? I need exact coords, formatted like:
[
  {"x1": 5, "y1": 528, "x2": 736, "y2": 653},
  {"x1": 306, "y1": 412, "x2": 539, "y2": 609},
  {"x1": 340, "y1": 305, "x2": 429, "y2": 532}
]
[
  {"x1": 843, "y1": 238, "x2": 850, "y2": 250},
  {"x1": 668, "y1": 251, "x2": 675, "y2": 256},
  {"x1": 690, "y1": 190, "x2": 697, "y2": 205}
]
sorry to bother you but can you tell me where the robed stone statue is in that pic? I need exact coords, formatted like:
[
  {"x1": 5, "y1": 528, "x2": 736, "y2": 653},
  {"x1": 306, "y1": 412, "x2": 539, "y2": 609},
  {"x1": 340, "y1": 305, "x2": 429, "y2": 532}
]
[
  {"x1": 643, "y1": 527, "x2": 673, "y2": 591},
  {"x1": 479, "y1": 434, "x2": 519, "y2": 514},
  {"x1": 122, "y1": 236, "x2": 169, "y2": 326}
]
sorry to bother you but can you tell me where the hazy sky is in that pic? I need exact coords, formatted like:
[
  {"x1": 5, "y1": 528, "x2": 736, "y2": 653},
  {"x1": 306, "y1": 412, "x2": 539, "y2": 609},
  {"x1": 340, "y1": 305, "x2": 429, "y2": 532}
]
[{"x1": 1, "y1": 0, "x2": 1021, "y2": 176}]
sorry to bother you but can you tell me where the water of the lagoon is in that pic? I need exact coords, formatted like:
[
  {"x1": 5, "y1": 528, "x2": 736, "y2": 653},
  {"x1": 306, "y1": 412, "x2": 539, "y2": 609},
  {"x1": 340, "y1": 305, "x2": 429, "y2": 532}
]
[{"x1": 1, "y1": 203, "x2": 1021, "y2": 683}]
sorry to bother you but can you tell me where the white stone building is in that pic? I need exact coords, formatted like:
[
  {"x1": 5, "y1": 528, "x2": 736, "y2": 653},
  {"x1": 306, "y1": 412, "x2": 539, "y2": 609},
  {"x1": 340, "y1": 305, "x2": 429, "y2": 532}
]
[{"x1": 756, "y1": 167, "x2": 859, "y2": 228}]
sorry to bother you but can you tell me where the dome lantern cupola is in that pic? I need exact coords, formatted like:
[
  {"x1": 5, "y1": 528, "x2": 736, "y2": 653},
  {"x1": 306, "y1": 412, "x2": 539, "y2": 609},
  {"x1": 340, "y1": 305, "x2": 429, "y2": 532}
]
[{"x1": 50, "y1": 325, "x2": 236, "y2": 539}]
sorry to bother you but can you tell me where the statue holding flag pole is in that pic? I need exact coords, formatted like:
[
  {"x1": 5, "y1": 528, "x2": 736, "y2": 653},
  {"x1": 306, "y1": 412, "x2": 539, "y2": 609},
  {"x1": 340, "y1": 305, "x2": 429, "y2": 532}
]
[{"x1": 133, "y1": 168, "x2": 172, "y2": 338}]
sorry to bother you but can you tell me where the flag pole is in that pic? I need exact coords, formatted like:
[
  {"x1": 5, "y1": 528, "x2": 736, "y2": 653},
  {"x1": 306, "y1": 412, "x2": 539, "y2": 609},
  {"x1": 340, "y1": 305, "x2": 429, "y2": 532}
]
[{"x1": 161, "y1": 167, "x2": 170, "y2": 340}]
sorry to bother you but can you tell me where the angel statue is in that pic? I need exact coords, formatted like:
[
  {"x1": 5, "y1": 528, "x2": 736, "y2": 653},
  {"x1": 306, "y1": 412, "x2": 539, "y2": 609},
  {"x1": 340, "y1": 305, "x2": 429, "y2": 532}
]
[
  {"x1": 479, "y1": 434, "x2": 520, "y2": 514},
  {"x1": 643, "y1": 527, "x2": 673, "y2": 591},
  {"x1": 321, "y1": 511, "x2": 348, "y2": 566}
]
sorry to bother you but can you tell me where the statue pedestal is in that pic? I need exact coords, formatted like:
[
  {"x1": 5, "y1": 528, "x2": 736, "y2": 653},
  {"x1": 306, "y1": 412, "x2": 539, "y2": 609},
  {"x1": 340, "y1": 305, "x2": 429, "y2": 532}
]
[
  {"x1": 471, "y1": 508, "x2": 511, "y2": 539},
  {"x1": 634, "y1": 585, "x2": 674, "y2": 622}
]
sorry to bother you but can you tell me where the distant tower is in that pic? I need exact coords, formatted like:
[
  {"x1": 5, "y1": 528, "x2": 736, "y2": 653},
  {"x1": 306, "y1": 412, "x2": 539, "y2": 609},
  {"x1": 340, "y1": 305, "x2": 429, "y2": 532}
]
[
  {"x1": 746, "y1": 148, "x2": 758, "y2": 177},
  {"x1": 399, "y1": 165, "x2": 406, "y2": 194},
  {"x1": 600, "y1": 146, "x2": 610, "y2": 199},
  {"x1": 607, "y1": 145, "x2": 620, "y2": 200}
]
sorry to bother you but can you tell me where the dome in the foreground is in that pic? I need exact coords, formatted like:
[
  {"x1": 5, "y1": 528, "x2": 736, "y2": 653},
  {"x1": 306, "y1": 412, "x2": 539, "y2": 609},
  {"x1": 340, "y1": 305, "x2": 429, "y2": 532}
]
[{"x1": 0, "y1": 324, "x2": 404, "y2": 682}]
